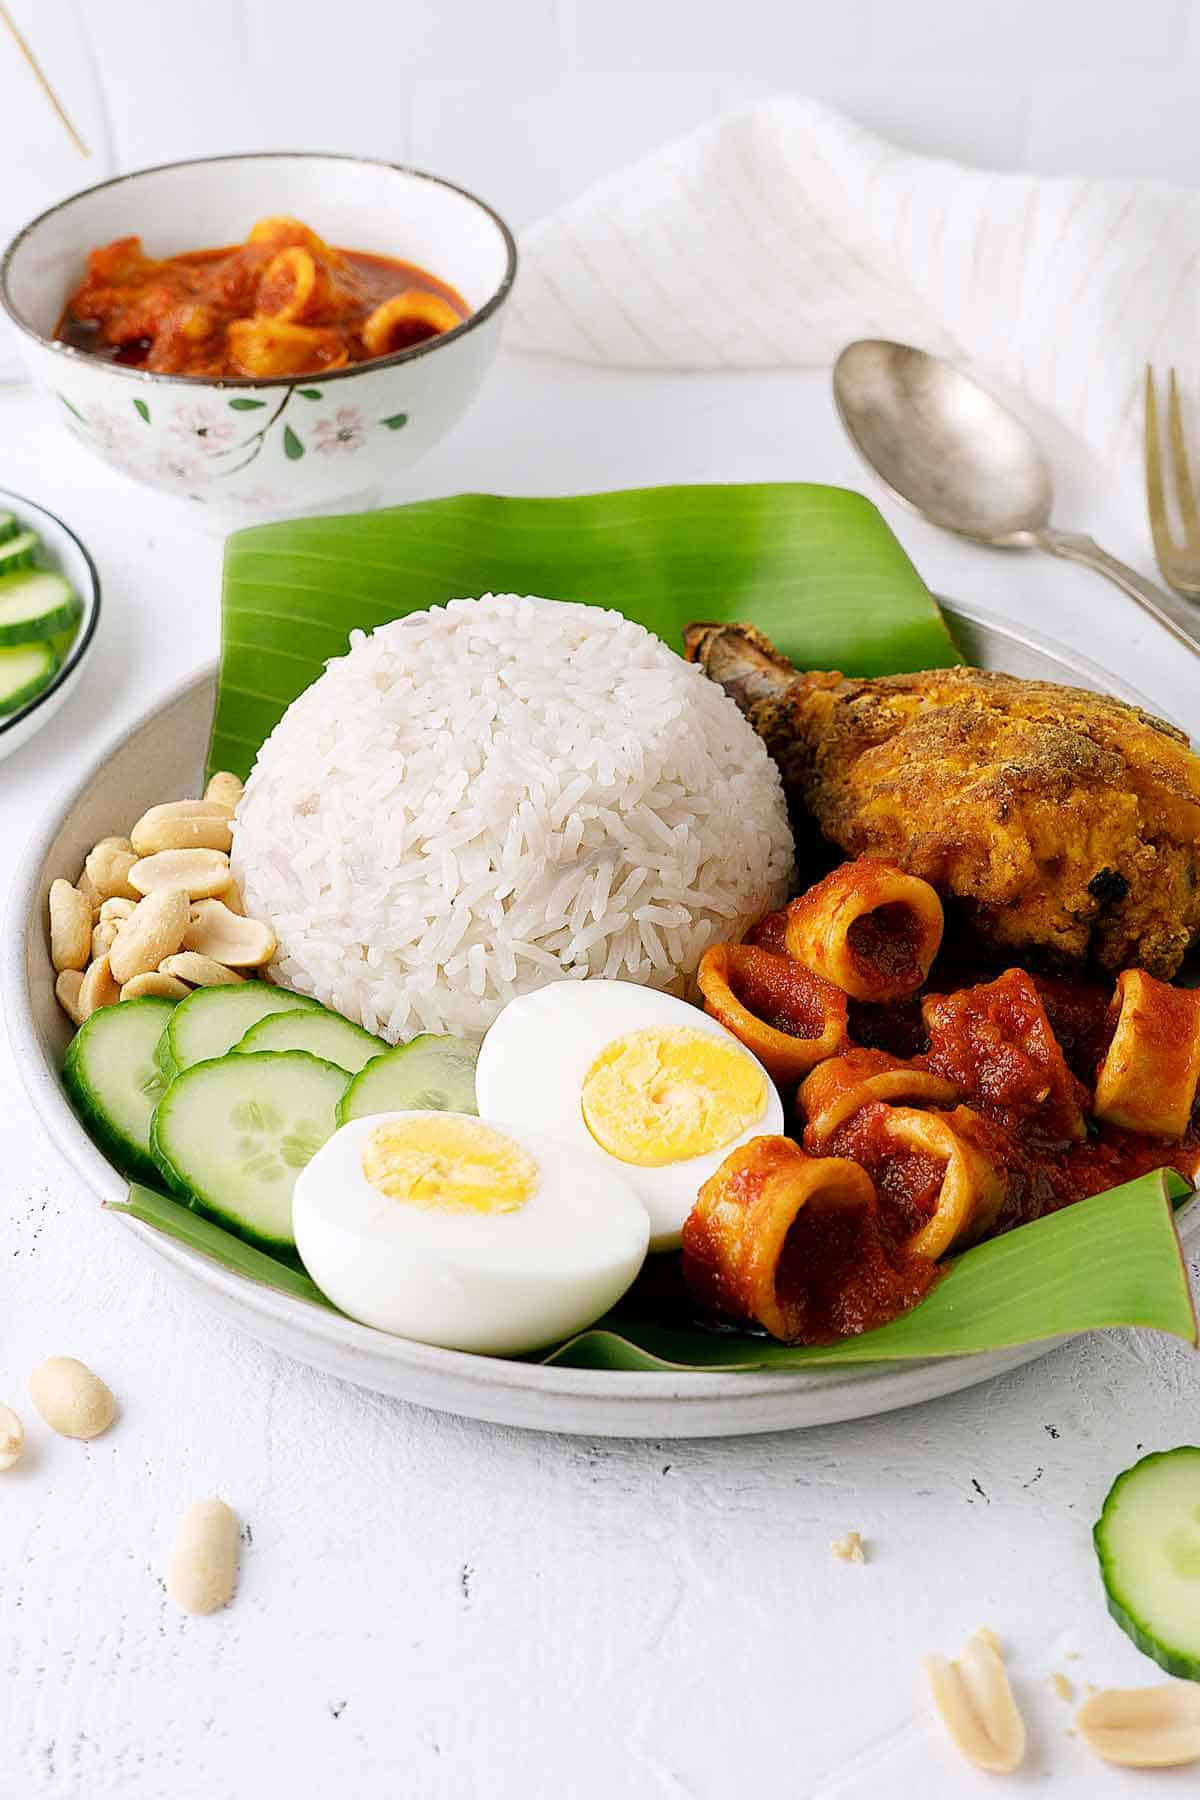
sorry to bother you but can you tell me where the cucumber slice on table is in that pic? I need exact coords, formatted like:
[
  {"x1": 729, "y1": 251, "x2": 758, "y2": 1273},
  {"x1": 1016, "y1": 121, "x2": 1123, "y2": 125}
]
[
  {"x1": 157, "y1": 980, "x2": 321, "y2": 1079},
  {"x1": 0, "y1": 530, "x2": 36, "y2": 576},
  {"x1": 0, "y1": 570, "x2": 81, "y2": 644},
  {"x1": 337, "y1": 1032, "x2": 479, "y2": 1124},
  {"x1": 235, "y1": 1006, "x2": 387, "y2": 1075},
  {"x1": 0, "y1": 641, "x2": 58, "y2": 715},
  {"x1": 63, "y1": 996, "x2": 178, "y2": 1185},
  {"x1": 151, "y1": 1050, "x2": 349, "y2": 1251},
  {"x1": 1094, "y1": 1445, "x2": 1200, "y2": 1680}
]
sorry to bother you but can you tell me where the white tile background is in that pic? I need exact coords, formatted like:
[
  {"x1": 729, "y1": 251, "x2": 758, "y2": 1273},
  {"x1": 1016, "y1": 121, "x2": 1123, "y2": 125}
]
[{"x1": 4, "y1": 0, "x2": 1200, "y2": 234}]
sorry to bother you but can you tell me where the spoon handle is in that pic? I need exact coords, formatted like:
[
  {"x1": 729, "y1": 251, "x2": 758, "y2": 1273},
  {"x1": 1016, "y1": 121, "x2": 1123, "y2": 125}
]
[{"x1": 1035, "y1": 528, "x2": 1200, "y2": 658}]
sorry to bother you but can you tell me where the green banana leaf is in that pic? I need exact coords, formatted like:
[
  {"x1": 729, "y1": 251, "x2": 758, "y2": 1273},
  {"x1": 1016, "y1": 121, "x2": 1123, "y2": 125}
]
[
  {"x1": 548, "y1": 1174, "x2": 1197, "y2": 1371},
  {"x1": 111, "y1": 1185, "x2": 336, "y2": 1312},
  {"x1": 112, "y1": 1174, "x2": 1196, "y2": 1371},
  {"x1": 212, "y1": 483, "x2": 960, "y2": 778}
]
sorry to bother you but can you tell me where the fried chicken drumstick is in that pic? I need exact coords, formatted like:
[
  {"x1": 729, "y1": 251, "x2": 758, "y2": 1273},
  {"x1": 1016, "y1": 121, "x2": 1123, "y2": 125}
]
[{"x1": 683, "y1": 622, "x2": 1200, "y2": 978}]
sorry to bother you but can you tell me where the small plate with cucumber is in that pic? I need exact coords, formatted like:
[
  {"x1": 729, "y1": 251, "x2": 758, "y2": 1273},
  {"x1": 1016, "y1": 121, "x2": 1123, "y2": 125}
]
[{"x1": 0, "y1": 486, "x2": 98, "y2": 762}]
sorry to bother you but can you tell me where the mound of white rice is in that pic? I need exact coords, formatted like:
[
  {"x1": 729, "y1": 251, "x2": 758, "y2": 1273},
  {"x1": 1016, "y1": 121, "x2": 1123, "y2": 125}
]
[{"x1": 231, "y1": 595, "x2": 794, "y2": 1039}]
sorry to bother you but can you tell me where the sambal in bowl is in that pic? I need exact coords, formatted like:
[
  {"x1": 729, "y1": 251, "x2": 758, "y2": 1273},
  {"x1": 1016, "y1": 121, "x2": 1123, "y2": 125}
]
[{"x1": 0, "y1": 153, "x2": 517, "y2": 519}]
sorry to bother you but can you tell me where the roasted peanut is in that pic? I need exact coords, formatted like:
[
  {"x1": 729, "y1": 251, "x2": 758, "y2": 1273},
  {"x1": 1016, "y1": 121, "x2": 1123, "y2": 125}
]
[
  {"x1": 29, "y1": 1356, "x2": 115, "y2": 1439},
  {"x1": 55, "y1": 969, "x2": 86, "y2": 1026},
  {"x1": 166, "y1": 1497, "x2": 240, "y2": 1614},
  {"x1": 75, "y1": 870, "x2": 102, "y2": 917},
  {"x1": 79, "y1": 954, "x2": 121, "y2": 1018},
  {"x1": 120, "y1": 971, "x2": 191, "y2": 1002},
  {"x1": 99, "y1": 896, "x2": 137, "y2": 924},
  {"x1": 924, "y1": 1629, "x2": 1026, "y2": 1775},
  {"x1": 49, "y1": 879, "x2": 92, "y2": 972},
  {"x1": 131, "y1": 801, "x2": 232, "y2": 856},
  {"x1": 84, "y1": 837, "x2": 140, "y2": 902},
  {"x1": 92, "y1": 919, "x2": 118, "y2": 960},
  {"x1": 94, "y1": 902, "x2": 137, "y2": 957},
  {"x1": 129, "y1": 848, "x2": 232, "y2": 900},
  {"x1": 0, "y1": 1404, "x2": 24, "y2": 1471},
  {"x1": 159, "y1": 952, "x2": 244, "y2": 987},
  {"x1": 1076, "y1": 1684, "x2": 1200, "y2": 1768},
  {"x1": 109, "y1": 888, "x2": 190, "y2": 985},
  {"x1": 185, "y1": 900, "x2": 275, "y2": 968},
  {"x1": 204, "y1": 771, "x2": 244, "y2": 811}
]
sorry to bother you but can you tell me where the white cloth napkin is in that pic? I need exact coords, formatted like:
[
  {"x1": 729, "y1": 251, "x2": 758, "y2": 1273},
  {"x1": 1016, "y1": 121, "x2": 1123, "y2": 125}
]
[{"x1": 508, "y1": 97, "x2": 1200, "y2": 492}]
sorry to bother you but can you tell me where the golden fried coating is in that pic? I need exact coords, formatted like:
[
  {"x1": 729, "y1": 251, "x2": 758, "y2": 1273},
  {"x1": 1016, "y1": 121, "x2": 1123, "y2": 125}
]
[{"x1": 684, "y1": 623, "x2": 1200, "y2": 978}]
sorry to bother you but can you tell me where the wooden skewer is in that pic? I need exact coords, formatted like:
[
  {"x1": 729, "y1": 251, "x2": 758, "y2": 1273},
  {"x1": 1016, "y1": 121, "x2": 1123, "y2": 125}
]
[{"x1": 0, "y1": 0, "x2": 91, "y2": 158}]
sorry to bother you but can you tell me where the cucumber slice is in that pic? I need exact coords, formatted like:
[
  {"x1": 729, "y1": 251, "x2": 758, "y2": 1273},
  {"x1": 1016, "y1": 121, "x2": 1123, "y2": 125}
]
[
  {"x1": 151, "y1": 1049, "x2": 349, "y2": 1250},
  {"x1": 0, "y1": 530, "x2": 36, "y2": 576},
  {"x1": 1094, "y1": 1445, "x2": 1200, "y2": 1680},
  {"x1": 63, "y1": 997, "x2": 178, "y2": 1185},
  {"x1": 0, "y1": 570, "x2": 81, "y2": 644},
  {"x1": 337, "y1": 1032, "x2": 478, "y2": 1124},
  {"x1": 157, "y1": 980, "x2": 321, "y2": 1080},
  {"x1": 0, "y1": 513, "x2": 16, "y2": 544},
  {"x1": 0, "y1": 641, "x2": 58, "y2": 715},
  {"x1": 235, "y1": 1006, "x2": 387, "y2": 1074}
]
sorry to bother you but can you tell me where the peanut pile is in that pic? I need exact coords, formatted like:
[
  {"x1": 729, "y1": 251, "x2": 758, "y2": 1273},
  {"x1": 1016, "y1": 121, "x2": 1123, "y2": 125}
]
[{"x1": 49, "y1": 772, "x2": 277, "y2": 1025}]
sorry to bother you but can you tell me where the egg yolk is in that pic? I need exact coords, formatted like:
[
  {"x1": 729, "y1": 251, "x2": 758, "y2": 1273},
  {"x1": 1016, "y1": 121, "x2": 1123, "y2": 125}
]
[
  {"x1": 362, "y1": 1117, "x2": 537, "y2": 1214},
  {"x1": 580, "y1": 1025, "x2": 768, "y2": 1168}
]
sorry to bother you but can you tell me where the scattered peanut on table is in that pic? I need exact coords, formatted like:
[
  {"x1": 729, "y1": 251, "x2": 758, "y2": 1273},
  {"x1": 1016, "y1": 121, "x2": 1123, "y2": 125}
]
[
  {"x1": 166, "y1": 1497, "x2": 240, "y2": 1615},
  {"x1": 28, "y1": 1356, "x2": 115, "y2": 1440},
  {"x1": 923, "y1": 1628, "x2": 1026, "y2": 1775},
  {"x1": 1075, "y1": 1683, "x2": 1200, "y2": 1768},
  {"x1": 0, "y1": 1404, "x2": 24, "y2": 1471},
  {"x1": 48, "y1": 776, "x2": 276, "y2": 1024}
]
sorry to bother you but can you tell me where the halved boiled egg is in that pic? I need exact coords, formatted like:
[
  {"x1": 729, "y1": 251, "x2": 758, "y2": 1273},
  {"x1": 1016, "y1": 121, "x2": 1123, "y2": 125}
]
[
  {"x1": 293, "y1": 1110, "x2": 649, "y2": 1355},
  {"x1": 475, "y1": 980, "x2": 784, "y2": 1250}
]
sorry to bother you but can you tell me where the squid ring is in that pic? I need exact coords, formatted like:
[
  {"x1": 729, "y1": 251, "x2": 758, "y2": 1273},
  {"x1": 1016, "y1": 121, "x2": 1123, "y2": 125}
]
[
  {"x1": 784, "y1": 859, "x2": 944, "y2": 1002},
  {"x1": 256, "y1": 247, "x2": 325, "y2": 323},
  {"x1": 681, "y1": 1136, "x2": 879, "y2": 1342},
  {"x1": 849, "y1": 1104, "x2": 1005, "y2": 1260},
  {"x1": 799, "y1": 1049, "x2": 959, "y2": 1150},
  {"x1": 1094, "y1": 968, "x2": 1200, "y2": 1138},
  {"x1": 697, "y1": 943, "x2": 848, "y2": 1085},
  {"x1": 361, "y1": 289, "x2": 462, "y2": 356}
]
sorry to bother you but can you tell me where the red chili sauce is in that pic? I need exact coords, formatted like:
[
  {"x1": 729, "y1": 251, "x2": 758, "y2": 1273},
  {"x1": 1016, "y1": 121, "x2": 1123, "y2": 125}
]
[
  {"x1": 56, "y1": 225, "x2": 469, "y2": 377},
  {"x1": 845, "y1": 902, "x2": 923, "y2": 989},
  {"x1": 772, "y1": 1188, "x2": 938, "y2": 1341},
  {"x1": 723, "y1": 948, "x2": 838, "y2": 1041}
]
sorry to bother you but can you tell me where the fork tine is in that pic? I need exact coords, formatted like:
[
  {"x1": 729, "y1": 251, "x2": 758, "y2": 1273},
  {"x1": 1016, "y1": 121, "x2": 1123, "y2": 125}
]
[
  {"x1": 1166, "y1": 368, "x2": 1200, "y2": 551},
  {"x1": 1144, "y1": 366, "x2": 1175, "y2": 569}
]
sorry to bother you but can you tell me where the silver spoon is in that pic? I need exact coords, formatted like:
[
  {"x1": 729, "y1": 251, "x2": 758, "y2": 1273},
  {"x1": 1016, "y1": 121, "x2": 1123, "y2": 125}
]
[{"x1": 833, "y1": 339, "x2": 1200, "y2": 658}]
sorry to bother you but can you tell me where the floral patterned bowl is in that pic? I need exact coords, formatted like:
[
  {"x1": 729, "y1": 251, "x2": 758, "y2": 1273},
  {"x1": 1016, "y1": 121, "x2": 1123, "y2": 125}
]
[{"x1": 0, "y1": 153, "x2": 517, "y2": 520}]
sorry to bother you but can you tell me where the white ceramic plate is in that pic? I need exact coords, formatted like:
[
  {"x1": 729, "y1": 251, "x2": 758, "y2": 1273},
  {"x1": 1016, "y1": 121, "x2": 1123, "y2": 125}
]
[
  {"x1": 5, "y1": 600, "x2": 1193, "y2": 1436},
  {"x1": 0, "y1": 487, "x2": 99, "y2": 764}
]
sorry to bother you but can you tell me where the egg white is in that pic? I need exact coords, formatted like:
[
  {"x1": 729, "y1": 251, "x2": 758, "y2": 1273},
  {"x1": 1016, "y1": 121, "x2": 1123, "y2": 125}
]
[
  {"x1": 293, "y1": 1111, "x2": 650, "y2": 1356},
  {"x1": 474, "y1": 979, "x2": 784, "y2": 1251}
]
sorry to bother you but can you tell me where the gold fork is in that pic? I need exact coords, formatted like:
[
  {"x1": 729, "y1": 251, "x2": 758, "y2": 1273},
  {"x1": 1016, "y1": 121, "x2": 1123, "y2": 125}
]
[{"x1": 1145, "y1": 366, "x2": 1200, "y2": 600}]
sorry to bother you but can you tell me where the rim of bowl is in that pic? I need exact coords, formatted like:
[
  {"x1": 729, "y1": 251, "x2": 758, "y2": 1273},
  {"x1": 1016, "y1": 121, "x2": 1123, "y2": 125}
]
[
  {"x1": 0, "y1": 151, "x2": 519, "y2": 391},
  {"x1": 0, "y1": 487, "x2": 100, "y2": 738}
]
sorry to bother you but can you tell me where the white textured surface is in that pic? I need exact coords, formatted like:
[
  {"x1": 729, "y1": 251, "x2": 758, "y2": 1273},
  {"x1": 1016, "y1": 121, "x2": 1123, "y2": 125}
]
[
  {"x1": 3, "y1": 347, "x2": 1199, "y2": 1800},
  {"x1": 4, "y1": 8, "x2": 1200, "y2": 1792}
]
